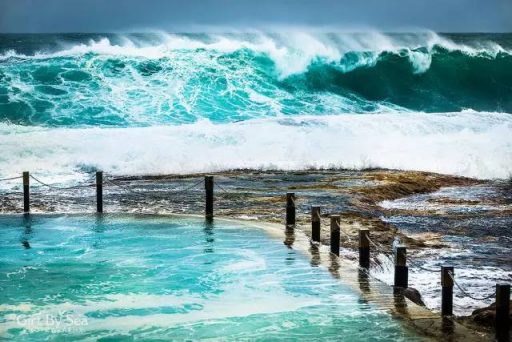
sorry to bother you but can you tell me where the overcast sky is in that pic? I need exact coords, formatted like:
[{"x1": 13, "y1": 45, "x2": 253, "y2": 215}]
[{"x1": 1, "y1": 0, "x2": 511, "y2": 33}]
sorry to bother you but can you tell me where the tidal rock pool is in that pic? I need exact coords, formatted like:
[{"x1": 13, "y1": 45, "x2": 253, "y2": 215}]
[{"x1": 0, "y1": 214, "x2": 420, "y2": 340}]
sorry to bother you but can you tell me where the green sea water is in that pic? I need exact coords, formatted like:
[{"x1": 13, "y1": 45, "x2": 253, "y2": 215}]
[
  {"x1": 0, "y1": 32, "x2": 511, "y2": 126},
  {"x1": 0, "y1": 32, "x2": 511, "y2": 180},
  {"x1": 0, "y1": 215, "x2": 421, "y2": 340}
]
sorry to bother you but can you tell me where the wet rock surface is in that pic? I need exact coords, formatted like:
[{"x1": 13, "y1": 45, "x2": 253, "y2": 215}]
[
  {"x1": 458, "y1": 300, "x2": 512, "y2": 339},
  {"x1": 404, "y1": 287, "x2": 427, "y2": 307},
  {"x1": 0, "y1": 169, "x2": 481, "y2": 249}
]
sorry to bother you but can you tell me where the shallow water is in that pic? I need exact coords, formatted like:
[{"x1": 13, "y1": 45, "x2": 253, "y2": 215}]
[
  {"x1": 378, "y1": 184, "x2": 512, "y2": 315},
  {"x1": 0, "y1": 215, "x2": 420, "y2": 340}
]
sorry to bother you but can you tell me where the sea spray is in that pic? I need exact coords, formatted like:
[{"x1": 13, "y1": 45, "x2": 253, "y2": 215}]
[
  {"x1": 1, "y1": 32, "x2": 512, "y2": 127},
  {"x1": 0, "y1": 111, "x2": 510, "y2": 183},
  {"x1": 0, "y1": 32, "x2": 511, "y2": 181}
]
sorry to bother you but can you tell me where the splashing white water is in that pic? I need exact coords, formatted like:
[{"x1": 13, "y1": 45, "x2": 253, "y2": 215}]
[
  {"x1": 1, "y1": 31, "x2": 510, "y2": 77},
  {"x1": 0, "y1": 111, "x2": 510, "y2": 185}
]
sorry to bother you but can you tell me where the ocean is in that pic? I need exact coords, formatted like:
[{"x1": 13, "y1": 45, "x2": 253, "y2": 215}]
[{"x1": 0, "y1": 32, "x2": 511, "y2": 183}]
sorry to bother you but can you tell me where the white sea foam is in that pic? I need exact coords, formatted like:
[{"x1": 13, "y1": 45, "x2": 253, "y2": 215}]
[
  {"x1": 1, "y1": 31, "x2": 510, "y2": 77},
  {"x1": 0, "y1": 111, "x2": 510, "y2": 185},
  {"x1": 0, "y1": 284, "x2": 332, "y2": 334}
]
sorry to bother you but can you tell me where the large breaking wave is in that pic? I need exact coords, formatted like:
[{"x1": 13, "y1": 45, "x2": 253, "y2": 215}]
[
  {"x1": 1, "y1": 31, "x2": 511, "y2": 126},
  {"x1": 0, "y1": 32, "x2": 511, "y2": 179}
]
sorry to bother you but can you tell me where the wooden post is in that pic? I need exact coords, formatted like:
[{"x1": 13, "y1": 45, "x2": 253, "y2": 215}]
[
  {"x1": 205, "y1": 176, "x2": 214, "y2": 220},
  {"x1": 496, "y1": 284, "x2": 510, "y2": 341},
  {"x1": 311, "y1": 206, "x2": 321, "y2": 242},
  {"x1": 441, "y1": 266, "x2": 454, "y2": 316},
  {"x1": 96, "y1": 171, "x2": 103, "y2": 213},
  {"x1": 23, "y1": 172, "x2": 29, "y2": 213},
  {"x1": 394, "y1": 246, "x2": 408, "y2": 289},
  {"x1": 330, "y1": 215, "x2": 340, "y2": 256},
  {"x1": 286, "y1": 192, "x2": 296, "y2": 227},
  {"x1": 359, "y1": 229, "x2": 370, "y2": 269}
]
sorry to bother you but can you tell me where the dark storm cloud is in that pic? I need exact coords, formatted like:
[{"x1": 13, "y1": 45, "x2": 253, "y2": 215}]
[{"x1": 0, "y1": 0, "x2": 510, "y2": 33}]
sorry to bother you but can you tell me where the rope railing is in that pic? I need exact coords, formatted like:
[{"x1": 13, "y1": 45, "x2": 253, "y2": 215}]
[
  {"x1": 363, "y1": 230, "x2": 497, "y2": 306},
  {"x1": 29, "y1": 174, "x2": 93, "y2": 190},
  {"x1": 366, "y1": 235, "x2": 396, "y2": 265},
  {"x1": 358, "y1": 227, "x2": 498, "y2": 311},
  {"x1": 366, "y1": 234, "x2": 385, "y2": 251},
  {"x1": 0, "y1": 172, "x2": 214, "y2": 215},
  {"x1": 367, "y1": 233, "x2": 440, "y2": 273},
  {"x1": 105, "y1": 177, "x2": 204, "y2": 199},
  {"x1": 408, "y1": 259, "x2": 440, "y2": 273},
  {"x1": 0, "y1": 175, "x2": 23, "y2": 182},
  {"x1": 0, "y1": 173, "x2": 208, "y2": 195},
  {"x1": 339, "y1": 225, "x2": 354, "y2": 244},
  {"x1": 448, "y1": 271, "x2": 496, "y2": 301},
  {"x1": 354, "y1": 224, "x2": 501, "y2": 319},
  {"x1": 0, "y1": 191, "x2": 23, "y2": 197},
  {"x1": 215, "y1": 183, "x2": 230, "y2": 194}
]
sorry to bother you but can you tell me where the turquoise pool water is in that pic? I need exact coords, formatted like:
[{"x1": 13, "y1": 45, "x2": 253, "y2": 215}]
[{"x1": 0, "y1": 215, "x2": 420, "y2": 340}]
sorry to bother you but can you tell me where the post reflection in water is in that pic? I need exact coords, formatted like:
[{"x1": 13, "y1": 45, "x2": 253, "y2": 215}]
[
  {"x1": 21, "y1": 214, "x2": 32, "y2": 249},
  {"x1": 309, "y1": 245, "x2": 321, "y2": 268},
  {"x1": 90, "y1": 214, "x2": 107, "y2": 250},
  {"x1": 93, "y1": 214, "x2": 106, "y2": 233},
  {"x1": 282, "y1": 227, "x2": 296, "y2": 267},
  {"x1": 285, "y1": 250, "x2": 296, "y2": 267},
  {"x1": 328, "y1": 253, "x2": 341, "y2": 279},
  {"x1": 203, "y1": 219, "x2": 215, "y2": 255},
  {"x1": 393, "y1": 292, "x2": 408, "y2": 314},
  {"x1": 358, "y1": 269, "x2": 371, "y2": 295},
  {"x1": 283, "y1": 226, "x2": 295, "y2": 248}
]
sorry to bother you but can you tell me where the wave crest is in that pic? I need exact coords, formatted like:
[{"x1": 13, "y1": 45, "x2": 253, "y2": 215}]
[{"x1": 0, "y1": 32, "x2": 511, "y2": 127}]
